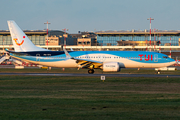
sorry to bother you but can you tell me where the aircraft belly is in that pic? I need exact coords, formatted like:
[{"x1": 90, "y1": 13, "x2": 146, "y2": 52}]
[
  {"x1": 36, "y1": 60, "x2": 77, "y2": 68},
  {"x1": 45, "y1": 60, "x2": 77, "y2": 68}
]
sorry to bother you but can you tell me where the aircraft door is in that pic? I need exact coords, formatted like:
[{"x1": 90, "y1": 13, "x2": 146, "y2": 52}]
[
  {"x1": 154, "y1": 54, "x2": 158, "y2": 62},
  {"x1": 98, "y1": 55, "x2": 106, "y2": 62},
  {"x1": 36, "y1": 54, "x2": 40, "y2": 62}
]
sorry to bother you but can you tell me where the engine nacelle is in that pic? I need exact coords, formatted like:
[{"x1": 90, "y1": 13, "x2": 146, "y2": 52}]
[{"x1": 102, "y1": 62, "x2": 120, "y2": 72}]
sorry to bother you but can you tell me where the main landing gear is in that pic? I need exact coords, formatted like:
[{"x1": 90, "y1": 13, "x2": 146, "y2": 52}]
[
  {"x1": 88, "y1": 69, "x2": 94, "y2": 74},
  {"x1": 157, "y1": 70, "x2": 161, "y2": 74}
]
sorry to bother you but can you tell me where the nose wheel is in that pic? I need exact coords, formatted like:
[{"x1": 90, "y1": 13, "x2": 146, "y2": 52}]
[{"x1": 88, "y1": 69, "x2": 94, "y2": 74}]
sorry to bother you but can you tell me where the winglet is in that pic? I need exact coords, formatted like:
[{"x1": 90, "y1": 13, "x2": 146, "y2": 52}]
[
  {"x1": 63, "y1": 48, "x2": 71, "y2": 58},
  {"x1": 70, "y1": 48, "x2": 74, "y2": 51}
]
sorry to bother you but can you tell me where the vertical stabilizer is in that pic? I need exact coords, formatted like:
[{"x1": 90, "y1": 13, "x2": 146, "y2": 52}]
[{"x1": 7, "y1": 20, "x2": 48, "y2": 52}]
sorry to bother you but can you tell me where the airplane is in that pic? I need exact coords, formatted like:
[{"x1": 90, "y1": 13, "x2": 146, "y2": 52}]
[{"x1": 6, "y1": 20, "x2": 176, "y2": 74}]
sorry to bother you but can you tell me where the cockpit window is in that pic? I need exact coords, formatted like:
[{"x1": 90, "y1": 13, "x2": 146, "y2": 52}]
[{"x1": 163, "y1": 56, "x2": 169, "y2": 59}]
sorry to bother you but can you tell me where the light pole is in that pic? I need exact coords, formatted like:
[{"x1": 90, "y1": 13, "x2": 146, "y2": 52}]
[
  {"x1": 154, "y1": 28, "x2": 156, "y2": 51},
  {"x1": 168, "y1": 37, "x2": 173, "y2": 58},
  {"x1": 170, "y1": 37, "x2": 171, "y2": 58},
  {"x1": 159, "y1": 34, "x2": 161, "y2": 53},
  {"x1": 3, "y1": 39, "x2": 4, "y2": 55},
  {"x1": 62, "y1": 28, "x2": 68, "y2": 49},
  {"x1": 44, "y1": 21, "x2": 51, "y2": 50},
  {"x1": 147, "y1": 17, "x2": 154, "y2": 51}
]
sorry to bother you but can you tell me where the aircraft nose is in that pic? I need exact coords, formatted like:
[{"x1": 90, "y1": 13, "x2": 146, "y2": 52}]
[
  {"x1": 169, "y1": 58, "x2": 176, "y2": 63},
  {"x1": 165, "y1": 57, "x2": 173, "y2": 62}
]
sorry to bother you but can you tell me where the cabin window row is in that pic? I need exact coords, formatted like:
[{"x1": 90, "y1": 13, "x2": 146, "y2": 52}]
[{"x1": 44, "y1": 56, "x2": 148, "y2": 59}]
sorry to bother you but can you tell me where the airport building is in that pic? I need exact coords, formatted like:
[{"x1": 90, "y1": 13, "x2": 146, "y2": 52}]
[
  {"x1": 1, "y1": 29, "x2": 180, "y2": 51},
  {"x1": 0, "y1": 30, "x2": 76, "y2": 51},
  {"x1": 95, "y1": 29, "x2": 180, "y2": 46},
  {"x1": 71, "y1": 32, "x2": 97, "y2": 46}
]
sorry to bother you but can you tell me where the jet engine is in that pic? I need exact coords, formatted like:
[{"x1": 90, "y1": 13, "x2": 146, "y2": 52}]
[{"x1": 102, "y1": 62, "x2": 121, "y2": 72}]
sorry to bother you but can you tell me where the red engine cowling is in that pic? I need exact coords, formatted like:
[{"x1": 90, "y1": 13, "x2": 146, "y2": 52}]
[{"x1": 102, "y1": 62, "x2": 120, "y2": 72}]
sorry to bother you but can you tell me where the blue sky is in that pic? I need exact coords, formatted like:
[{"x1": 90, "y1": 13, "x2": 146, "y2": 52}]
[{"x1": 1, "y1": 0, "x2": 180, "y2": 33}]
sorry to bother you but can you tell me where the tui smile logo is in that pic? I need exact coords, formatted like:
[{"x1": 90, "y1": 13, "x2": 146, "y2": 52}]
[{"x1": 13, "y1": 36, "x2": 25, "y2": 46}]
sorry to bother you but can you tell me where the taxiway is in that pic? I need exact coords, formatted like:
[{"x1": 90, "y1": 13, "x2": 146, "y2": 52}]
[{"x1": 0, "y1": 73, "x2": 180, "y2": 78}]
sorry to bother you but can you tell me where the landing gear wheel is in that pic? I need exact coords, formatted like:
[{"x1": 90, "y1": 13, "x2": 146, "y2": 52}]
[
  {"x1": 157, "y1": 70, "x2": 161, "y2": 74},
  {"x1": 88, "y1": 69, "x2": 94, "y2": 74}
]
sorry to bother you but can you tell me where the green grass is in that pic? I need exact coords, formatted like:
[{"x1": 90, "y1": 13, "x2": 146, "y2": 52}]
[{"x1": 0, "y1": 76, "x2": 180, "y2": 119}]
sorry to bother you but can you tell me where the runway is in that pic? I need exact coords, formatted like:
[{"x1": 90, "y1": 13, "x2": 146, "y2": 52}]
[{"x1": 0, "y1": 73, "x2": 180, "y2": 78}]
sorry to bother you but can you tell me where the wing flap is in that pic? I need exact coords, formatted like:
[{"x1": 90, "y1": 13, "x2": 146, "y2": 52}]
[{"x1": 72, "y1": 58, "x2": 102, "y2": 69}]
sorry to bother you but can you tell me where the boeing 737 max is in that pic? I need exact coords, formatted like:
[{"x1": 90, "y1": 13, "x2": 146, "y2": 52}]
[{"x1": 7, "y1": 20, "x2": 176, "y2": 74}]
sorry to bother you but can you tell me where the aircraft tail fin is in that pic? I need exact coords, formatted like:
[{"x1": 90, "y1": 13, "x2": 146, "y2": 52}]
[{"x1": 7, "y1": 20, "x2": 49, "y2": 52}]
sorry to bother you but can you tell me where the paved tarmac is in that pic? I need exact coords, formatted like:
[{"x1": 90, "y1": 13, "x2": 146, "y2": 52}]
[
  {"x1": 0, "y1": 65, "x2": 180, "y2": 78},
  {"x1": 0, "y1": 73, "x2": 180, "y2": 78}
]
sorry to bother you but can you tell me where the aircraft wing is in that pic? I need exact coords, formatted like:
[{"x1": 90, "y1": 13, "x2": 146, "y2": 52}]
[
  {"x1": 72, "y1": 57, "x2": 103, "y2": 69},
  {"x1": 72, "y1": 58, "x2": 102, "y2": 64},
  {"x1": 63, "y1": 48, "x2": 102, "y2": 69}
]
